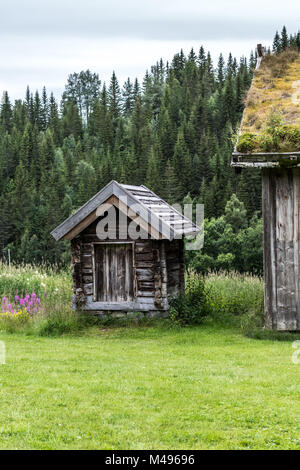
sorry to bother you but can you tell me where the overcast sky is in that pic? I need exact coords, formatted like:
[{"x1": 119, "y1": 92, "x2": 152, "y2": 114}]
[{"x1": 0, "y1": 0, "x2": 299, "y2": 101}]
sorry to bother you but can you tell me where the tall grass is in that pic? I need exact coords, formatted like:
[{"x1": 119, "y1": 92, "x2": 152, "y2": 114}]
[
  {"x1": 0, "y1": 262, "x2": 74, "y2": 335},
  {"x1": 0, "y1": 262, "x2": 72, "y2": 302},
  {"x1": 205, "y1": 271, "x2": 264, "y2": 318},
  {"x1": 0, "y1": 263, "x2": 267, "y2": 336}
]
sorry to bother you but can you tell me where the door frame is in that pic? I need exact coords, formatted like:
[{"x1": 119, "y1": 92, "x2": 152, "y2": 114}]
[{"x1": 91, "y1": 241, "x2": 136, "y2": 303}]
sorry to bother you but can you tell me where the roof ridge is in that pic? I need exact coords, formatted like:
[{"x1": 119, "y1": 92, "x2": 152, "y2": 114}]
[{"x1": 51, "y1": 180, "x2": 199, "y2": 241}]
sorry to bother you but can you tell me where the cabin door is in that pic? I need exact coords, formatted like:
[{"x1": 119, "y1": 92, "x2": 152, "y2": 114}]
[{"x1": 94, "y1": 243, "x2": 134, "y2": 302}]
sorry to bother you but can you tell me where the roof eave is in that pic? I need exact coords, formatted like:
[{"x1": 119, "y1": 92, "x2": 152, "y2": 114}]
[
  {"x1": 231, "y1": 151, "x2": 300, "y2": 168},
  {"x1": 50, "y1": 180, "x2": 117, "y2": 240},
  {"x1": 51, "y1": 181, "x2": 200, "y2": 242}
]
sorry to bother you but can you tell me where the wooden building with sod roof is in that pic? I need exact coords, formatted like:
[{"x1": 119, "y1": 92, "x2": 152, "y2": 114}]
[
  {"x1": 51, "y1": 181, "x2": 199, "y2": 316},
  {"x1": 232, "y1": 45, "x2": 300, "y2": 331}
]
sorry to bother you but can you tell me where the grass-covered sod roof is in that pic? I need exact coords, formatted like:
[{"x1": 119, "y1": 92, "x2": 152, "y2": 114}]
[{"x1": 236, "y1": 50, "x2": 300, "y2": 153}]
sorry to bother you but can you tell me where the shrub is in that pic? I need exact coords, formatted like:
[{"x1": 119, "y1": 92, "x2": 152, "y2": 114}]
[
  {"x1": 278, "y1": 125, "x2": 300, "y2": 152},
  {"x1": 236, "y1": 132, "x2": 258, "y2": 153},
  {"x1": 258, "y1": 133, "x2": 274, "y2": 152},
  {"x1": 217, "y1": 253, "x2": 235, "y2": 271},
  {"x1": 189, "y1": 253, "x2": 215, "y2": 275},
  {"x1": 169, "y1": 275, "x2": 211, "y2": 326},
  {"x1": 237, "y1": 113, "x2": 300, "y2": 153}
]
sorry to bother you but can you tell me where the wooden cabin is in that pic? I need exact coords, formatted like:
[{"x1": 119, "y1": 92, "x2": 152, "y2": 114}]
[
  {"x1": 51, "y1": 181, "x2": 199, "y2": 316},
  {"x1": 232, "y1": 46, "x2": 300, "y2": 331}
]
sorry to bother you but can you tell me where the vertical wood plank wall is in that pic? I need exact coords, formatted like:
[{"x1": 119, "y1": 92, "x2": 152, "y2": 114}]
[{"x1": 262, "y1": 167, "x2": 300, "y2": 330}]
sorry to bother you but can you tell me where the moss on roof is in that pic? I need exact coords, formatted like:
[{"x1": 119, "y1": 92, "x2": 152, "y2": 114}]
[{"x1": 236, "y1": 49, "x2": 300, "y2": 153}]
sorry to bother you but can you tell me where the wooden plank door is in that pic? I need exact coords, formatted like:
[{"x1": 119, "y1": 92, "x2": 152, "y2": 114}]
[{"x1": 94, "y1": 244, "x2": 134, "y2": 302}]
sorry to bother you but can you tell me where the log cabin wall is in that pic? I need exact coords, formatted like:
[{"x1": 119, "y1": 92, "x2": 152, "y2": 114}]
[
  {"x1": 262, "y1": 167, "x2": 300, "y2": 331},
  {"x1": 165, "y1": 239, "x2": 185, "y2": 297},
  {"x1": 70, "y1": 207, "x2": 176, "y2": 314}
]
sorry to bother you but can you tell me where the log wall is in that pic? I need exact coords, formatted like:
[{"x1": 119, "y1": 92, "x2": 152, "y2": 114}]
[
  {"x1": 70, "y1": 208, "x2": 185, "y2": 313},
  {"x1": 262, "y1": 167, "x2": 300, "y2": 330},
  {"x1": 165, "y1": 239, "x2": 185, "y2": 296}
]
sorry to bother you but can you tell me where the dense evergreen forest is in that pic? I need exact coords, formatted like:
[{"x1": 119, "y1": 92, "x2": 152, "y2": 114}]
[{"x1": 0, "y1": 27, "x2": 298, "y2": 273}]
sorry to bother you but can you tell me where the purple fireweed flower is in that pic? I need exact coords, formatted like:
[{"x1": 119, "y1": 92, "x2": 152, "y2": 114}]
[
  {"x1": 15, "y1": 295, "x2": 19, "y2": 301},
  {"x1": 7, "y1": 304, "x2": 12, "y2": 310},
  {"x1": 44, "y1": 292, "x2": 47, "y2": 298},
  {"x1": 32, "y1": 293, "x2": 36, "y2": 298},
  {"x1": 2, "y1": 297, "x2": 7, "y2": 303},
  {"x1": 20, "y1": 299, "x2": 25, "y2": 306},
  {"x1": 28, "y1": 301, "x2": 33, "y2": 307},
  {"x1": 36, "y1": 298, "x2": 40, "y2": 304}
]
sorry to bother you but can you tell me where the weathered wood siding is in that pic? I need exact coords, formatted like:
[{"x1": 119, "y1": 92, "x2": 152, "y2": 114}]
[
  {"x1": 262, "y1": 167, "x2": 300, "y2": 330},
  {"x1": 71, "y1": 207, "x2": 177, "y2": 312},
  {"x1": 165, "y1": 239, "x2": 185, "y2": 297},
  {"x1": 94, "y1": 243, "x2": 134, "y2": 302}
]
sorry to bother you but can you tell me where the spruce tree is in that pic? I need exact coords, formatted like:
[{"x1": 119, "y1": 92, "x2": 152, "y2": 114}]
[
  {"x1": 108, "y1": 71, "x2": 121, "y2": 122},
  {"x1": 0, "y1": 92, "x2": 12, "y2": 132},
  {"x1": 146, "y1": 146, "x2": 161, "y2": 194},
  {"x1": 122, "y1": 78, "x2": 134, "y2": 116},
  {"x1": 217, "y1": 54, "x2": 225, "y2": 88},
  {"x1": 281, "y1": 26, "x2": 288, "y2": 50},
  {"x1": 41, "y1": 87, "x2": 49, "y2": 131},
  {"x1": 273, "y1": 31, "x2": 281, "y2": 53}
]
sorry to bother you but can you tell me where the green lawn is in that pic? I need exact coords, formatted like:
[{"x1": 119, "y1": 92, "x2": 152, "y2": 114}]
[{"x1": 0, "y1": 323, "x2": 299, "y2": 450}]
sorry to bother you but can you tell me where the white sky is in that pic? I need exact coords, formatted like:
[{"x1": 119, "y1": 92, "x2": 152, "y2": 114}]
[{"x1": 0, "y1": 0, "x2": 299, "y2": 101}]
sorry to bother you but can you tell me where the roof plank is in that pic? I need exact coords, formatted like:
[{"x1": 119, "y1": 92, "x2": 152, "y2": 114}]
[{"x1": 51, "y1": 181, "x2": 200, "y2": 241}]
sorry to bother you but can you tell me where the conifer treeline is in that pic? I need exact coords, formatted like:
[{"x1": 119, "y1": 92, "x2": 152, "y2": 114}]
[
  {"x1": 272, "y1": 26, "x2": 300, "y2": 53},
  {"x1": 0, "y1": 44, "x2": 262, "y2": 264}
]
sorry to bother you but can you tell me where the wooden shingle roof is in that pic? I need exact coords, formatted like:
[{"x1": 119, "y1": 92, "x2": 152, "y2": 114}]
[{"x1": 51, "y1": 181, "x2": 200, "y2": 241}]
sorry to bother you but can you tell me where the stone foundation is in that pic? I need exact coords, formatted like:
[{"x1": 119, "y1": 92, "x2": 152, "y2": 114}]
[{"x1": 78, "y1": 310, "x2": 170, "y2": 319}]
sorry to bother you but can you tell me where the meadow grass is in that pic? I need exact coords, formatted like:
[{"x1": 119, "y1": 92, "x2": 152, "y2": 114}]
[
  {"x1": 0, "y1": 323, "x2": 299, "y2": 450},
  {"x1": 0, "y1": 265, "x2": 291, "y2": 340},
  {"x1": 0, "y1": 264, "x2": 299, "y2": 449}
]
